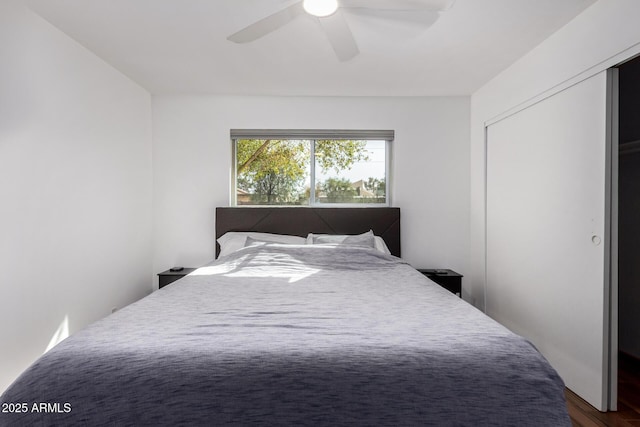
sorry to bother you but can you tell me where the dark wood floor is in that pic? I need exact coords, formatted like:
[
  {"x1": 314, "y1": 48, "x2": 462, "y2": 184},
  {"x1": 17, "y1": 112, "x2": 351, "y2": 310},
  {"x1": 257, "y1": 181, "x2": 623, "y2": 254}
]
[{"x1": 566, "y1": 353, "x2": 640, "y2": 426}]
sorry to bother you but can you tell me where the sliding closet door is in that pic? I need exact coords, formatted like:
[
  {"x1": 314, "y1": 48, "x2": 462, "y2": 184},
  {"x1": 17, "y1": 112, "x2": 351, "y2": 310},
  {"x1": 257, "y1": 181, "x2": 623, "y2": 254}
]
[{"x1": 486, "y1": 70, "x2": 616, "y2": 411}]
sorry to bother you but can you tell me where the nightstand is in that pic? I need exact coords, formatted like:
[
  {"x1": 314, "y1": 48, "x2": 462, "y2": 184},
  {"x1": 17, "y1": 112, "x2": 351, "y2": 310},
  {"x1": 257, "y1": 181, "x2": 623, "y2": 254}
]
[
  {"x1": 417, "y1": 269, "x2": 463, "y2": 297},
  {"x1": 157, "y1": 268, "x2": 197, "y2": 289}
]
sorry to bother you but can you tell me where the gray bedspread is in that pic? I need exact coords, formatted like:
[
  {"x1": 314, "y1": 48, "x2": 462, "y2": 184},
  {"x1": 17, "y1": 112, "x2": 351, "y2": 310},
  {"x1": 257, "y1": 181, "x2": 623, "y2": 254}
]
[{"x1": 1, "y1": 245, "x2": 570, "y2": 426}]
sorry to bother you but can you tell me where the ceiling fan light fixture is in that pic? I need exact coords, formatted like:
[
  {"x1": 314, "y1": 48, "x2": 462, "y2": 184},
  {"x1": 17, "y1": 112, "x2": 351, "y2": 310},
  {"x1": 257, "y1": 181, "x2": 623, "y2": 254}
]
[{"x1": 303, "y1": 0, "x2": 339, "y2": 18}]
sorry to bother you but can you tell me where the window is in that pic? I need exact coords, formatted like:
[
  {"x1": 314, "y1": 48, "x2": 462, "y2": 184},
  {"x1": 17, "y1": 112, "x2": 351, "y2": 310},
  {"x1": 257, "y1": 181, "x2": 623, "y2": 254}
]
[{"x1": 231, "y1": 130, "x2": 393, "y2": 206}]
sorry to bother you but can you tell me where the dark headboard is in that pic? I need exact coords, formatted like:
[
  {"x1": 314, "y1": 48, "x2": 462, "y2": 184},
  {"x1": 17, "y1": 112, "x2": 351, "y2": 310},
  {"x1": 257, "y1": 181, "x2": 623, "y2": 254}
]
[{"x1": 215, "y1": 207, "x2": 401, "y2": 258}]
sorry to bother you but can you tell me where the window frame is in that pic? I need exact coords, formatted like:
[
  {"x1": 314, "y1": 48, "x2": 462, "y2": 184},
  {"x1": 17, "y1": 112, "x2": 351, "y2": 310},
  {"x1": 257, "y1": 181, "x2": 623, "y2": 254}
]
[{"x1": 231, "y1": 129, "x2": 393, "y2": 207}]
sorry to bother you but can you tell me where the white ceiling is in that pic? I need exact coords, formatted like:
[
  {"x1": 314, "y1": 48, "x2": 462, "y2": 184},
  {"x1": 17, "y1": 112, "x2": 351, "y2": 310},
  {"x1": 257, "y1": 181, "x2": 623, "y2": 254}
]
[{"x1": 23, "y1": 0, "x2": 597, "y2": 96}]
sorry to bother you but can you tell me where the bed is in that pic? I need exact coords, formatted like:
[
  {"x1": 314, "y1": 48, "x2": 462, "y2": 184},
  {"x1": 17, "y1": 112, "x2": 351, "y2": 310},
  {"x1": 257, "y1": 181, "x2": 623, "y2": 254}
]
[{"x1": 0, "y1": 207, "x2": 570, "y2": 426}]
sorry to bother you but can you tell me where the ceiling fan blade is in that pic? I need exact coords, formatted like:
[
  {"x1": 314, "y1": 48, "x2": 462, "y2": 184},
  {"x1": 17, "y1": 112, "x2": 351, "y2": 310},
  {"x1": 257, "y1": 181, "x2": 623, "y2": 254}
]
[
  {"x1": 339, "y1": 0, "x2": 455, "y2": 12},
  {"x1": 346, "y1": 8, "x2": 440, "y2": 29},
  {"x1": 227, "y1": 2, "x2": 305, "y2": 43},
  {"x1": 319, "y1": 10, "x2": 359, "y2": 62}
]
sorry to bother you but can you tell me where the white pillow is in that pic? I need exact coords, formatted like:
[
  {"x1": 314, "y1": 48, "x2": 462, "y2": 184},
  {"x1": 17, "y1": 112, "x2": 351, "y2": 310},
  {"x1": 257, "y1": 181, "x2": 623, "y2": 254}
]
[
  {"x1": 217, "y1": 232, "x2": 305, "y2": 257},
  {"x1": 373, "y1": 236, "x2": 392, "y2": 255},
  {"x1": 306, "y1": 230, "x2": 391, "y2": 254},
  {"x1": 307, "y1": 230, "x2": 375, "y2": 247}
]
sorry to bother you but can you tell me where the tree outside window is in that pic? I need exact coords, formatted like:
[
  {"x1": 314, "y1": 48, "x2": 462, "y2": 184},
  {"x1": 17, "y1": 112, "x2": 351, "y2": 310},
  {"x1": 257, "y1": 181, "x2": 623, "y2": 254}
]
[{"x1": 234, "y1": 137, "x2": 388, "y2": 206}]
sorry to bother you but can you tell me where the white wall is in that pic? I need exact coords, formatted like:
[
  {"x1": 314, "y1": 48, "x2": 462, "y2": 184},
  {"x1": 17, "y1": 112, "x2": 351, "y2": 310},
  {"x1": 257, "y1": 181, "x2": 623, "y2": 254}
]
[
  {"x1": 469, "y1": 0, "x2": 640, "y2": 309},
  {"x1": 0, "y1": 1, "x2": 152, "y2": 392},
  {"x1": 152, "y1": 95, "x2": 470, "y2": 294}
]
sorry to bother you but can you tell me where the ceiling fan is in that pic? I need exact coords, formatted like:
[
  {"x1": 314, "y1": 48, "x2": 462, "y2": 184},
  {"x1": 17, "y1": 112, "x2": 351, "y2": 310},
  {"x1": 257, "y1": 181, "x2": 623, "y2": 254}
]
[{"x1": 227, "y1": 0, "x2": 455, "y2": 62}]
